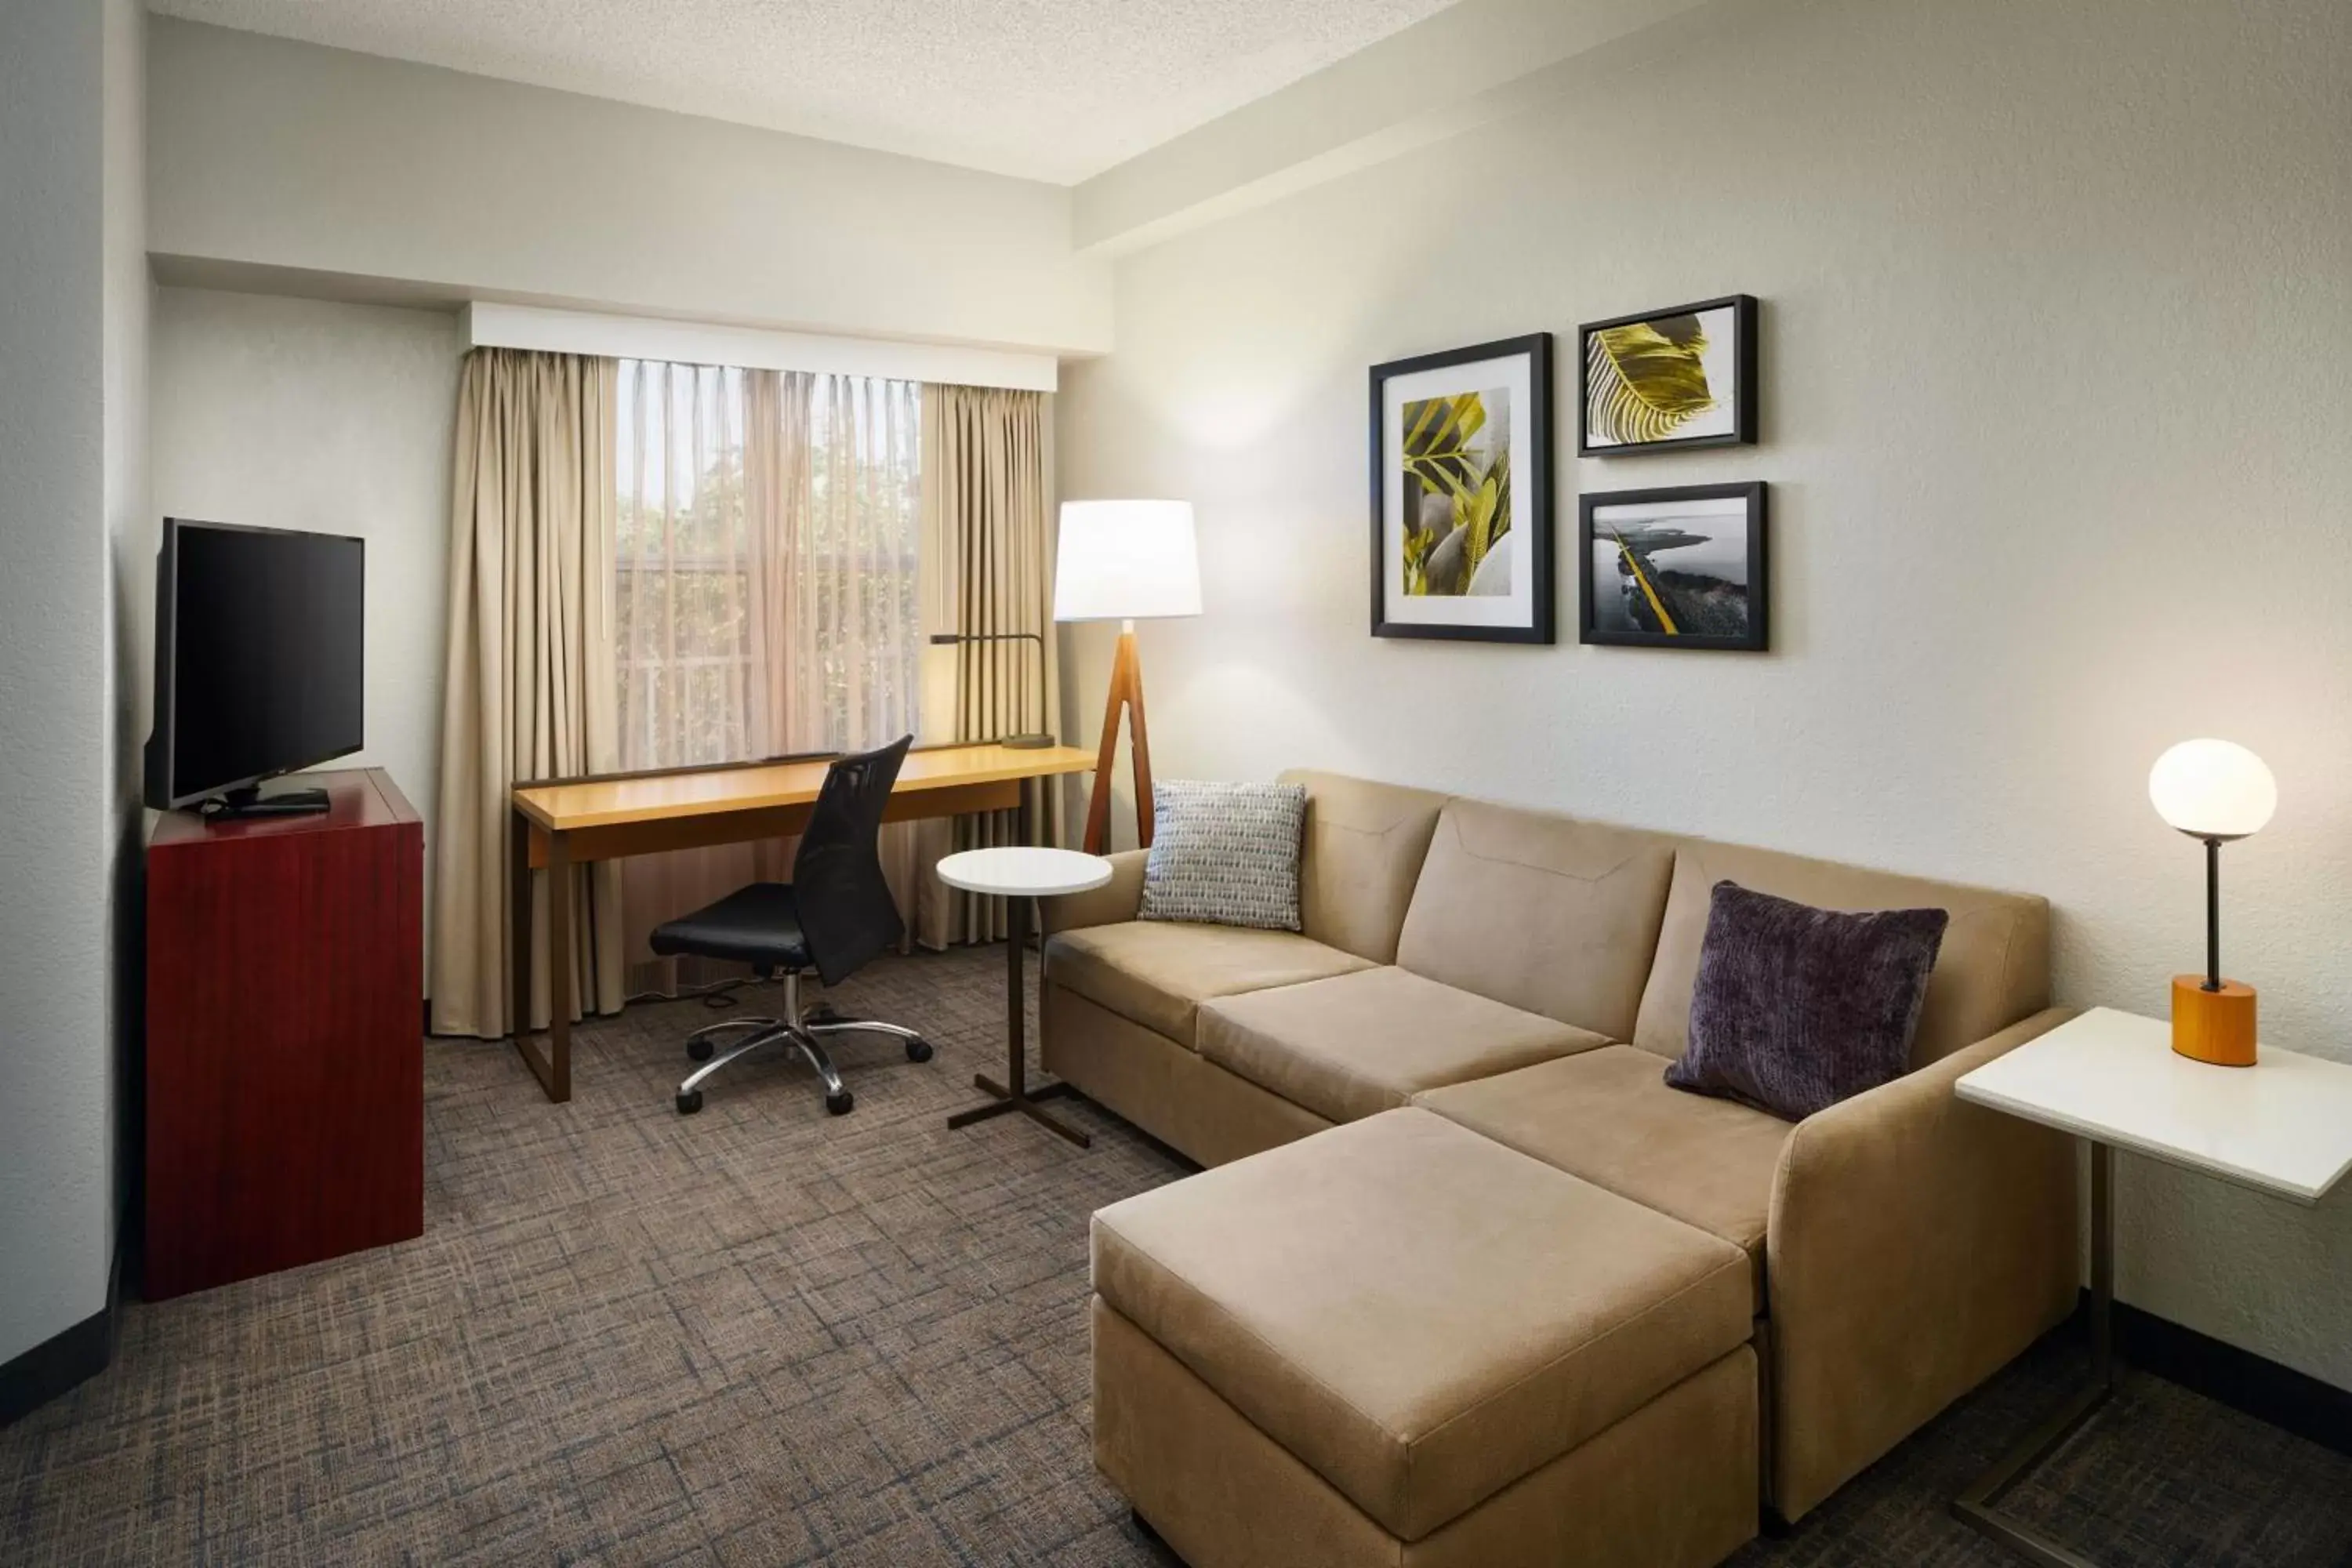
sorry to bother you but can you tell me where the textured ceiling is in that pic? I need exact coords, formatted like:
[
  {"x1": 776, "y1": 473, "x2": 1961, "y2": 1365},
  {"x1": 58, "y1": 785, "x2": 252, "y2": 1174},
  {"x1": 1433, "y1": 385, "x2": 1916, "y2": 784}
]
[{"x1": 150, "y1": 0, "x2": 1461, "y2": 183}]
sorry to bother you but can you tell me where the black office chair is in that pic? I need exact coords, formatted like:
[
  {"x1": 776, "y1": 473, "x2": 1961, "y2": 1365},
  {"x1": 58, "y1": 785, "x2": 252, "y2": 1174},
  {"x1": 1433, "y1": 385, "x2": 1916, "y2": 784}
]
[{"x1": 655, "y1": 735, "x2": 933, "y2": 1116}]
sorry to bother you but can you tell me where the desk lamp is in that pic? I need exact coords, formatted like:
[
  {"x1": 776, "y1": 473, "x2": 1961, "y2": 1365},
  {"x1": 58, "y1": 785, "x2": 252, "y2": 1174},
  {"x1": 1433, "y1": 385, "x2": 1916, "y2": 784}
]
[
  {"x1": 926, "y1": 630, "x2": 1053, "y2": 748},
  {"x1": 2147, "y1": 738, "x2": 2276, "y2": 1066}
]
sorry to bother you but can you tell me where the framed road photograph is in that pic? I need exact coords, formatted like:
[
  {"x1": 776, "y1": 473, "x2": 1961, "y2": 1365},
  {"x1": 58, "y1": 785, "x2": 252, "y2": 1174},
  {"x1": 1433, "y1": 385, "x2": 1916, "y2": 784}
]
[
  {"x1": 1370, "y1": 333, "x2": 1553, "y2": 644},
  {"x1": 1577, "y1": 295, "x2": 1756, "y2": 456},
  {"x1": 1580, "y1": 482, "x2": 1767, "y2": 651}
]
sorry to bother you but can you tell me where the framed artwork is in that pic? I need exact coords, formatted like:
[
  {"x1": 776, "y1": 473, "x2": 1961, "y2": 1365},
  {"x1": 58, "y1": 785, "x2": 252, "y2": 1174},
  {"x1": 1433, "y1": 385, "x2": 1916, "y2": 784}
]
[
  {"x1": 1577, "y1": 295, "x2": 1756, "y2": 456},
  {"x1": 1580, "y1": 481, "x2": 1767, "y2": 651},
  {"x1": 1370, "y1": 333, "x2": 1553, "y2": 644}
]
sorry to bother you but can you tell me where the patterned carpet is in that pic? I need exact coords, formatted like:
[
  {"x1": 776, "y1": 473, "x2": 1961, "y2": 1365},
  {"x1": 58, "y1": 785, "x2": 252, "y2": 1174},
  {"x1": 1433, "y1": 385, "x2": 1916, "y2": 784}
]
[{"x1": 4, "y1": 944, "x2": 2350, "y2": 1566}]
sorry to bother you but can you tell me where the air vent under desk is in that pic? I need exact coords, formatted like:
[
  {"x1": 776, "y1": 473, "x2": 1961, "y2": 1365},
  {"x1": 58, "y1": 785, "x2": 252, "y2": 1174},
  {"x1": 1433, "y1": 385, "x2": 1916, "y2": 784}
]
[{"x1": 144, "y1": 768, "x2": 424, "y2": 1300}]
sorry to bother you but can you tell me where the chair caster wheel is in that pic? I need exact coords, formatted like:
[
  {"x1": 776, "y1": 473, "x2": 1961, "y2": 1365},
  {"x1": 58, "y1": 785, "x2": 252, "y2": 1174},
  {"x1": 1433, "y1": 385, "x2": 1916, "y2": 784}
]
[
  {"x1": 687, "y1": 1039, "x2": 713, "y2": 1062},
  {"x1": 805, "y1": 1004, "x2": 848, "y2": 1025},
  {"x1": 906, "y1": 1037, "x2": 934, "y2": 1063},
  {"x1": 677, "y1": 1089, "x2": 704, "y2": 1115},
  {"x1": 825, "y1": 1089, "x2": 854, "y2": 1116}
]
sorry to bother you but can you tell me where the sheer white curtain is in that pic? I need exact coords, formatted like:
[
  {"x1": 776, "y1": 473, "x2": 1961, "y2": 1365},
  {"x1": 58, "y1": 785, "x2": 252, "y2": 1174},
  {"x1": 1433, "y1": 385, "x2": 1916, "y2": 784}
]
[
  {"x1": 614, "y1": 360, "x2": 924, "y2": 984},
  {"x1": 777, "y1": 374, "x2": 926, "y2": 751}
]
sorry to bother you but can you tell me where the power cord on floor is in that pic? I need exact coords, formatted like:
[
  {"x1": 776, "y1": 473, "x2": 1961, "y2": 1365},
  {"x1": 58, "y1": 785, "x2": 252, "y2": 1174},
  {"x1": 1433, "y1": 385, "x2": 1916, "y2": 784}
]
[{"x1": 623, "y1": 971, "x2": 776, "y2": 1011}]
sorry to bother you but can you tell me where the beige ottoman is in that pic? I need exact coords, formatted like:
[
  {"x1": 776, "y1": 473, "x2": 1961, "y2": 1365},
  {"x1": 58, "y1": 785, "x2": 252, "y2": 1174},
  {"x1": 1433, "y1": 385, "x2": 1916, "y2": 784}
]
[{"x1": 1091, "y1": 1108, "x2": 1759, "y2": 1568}]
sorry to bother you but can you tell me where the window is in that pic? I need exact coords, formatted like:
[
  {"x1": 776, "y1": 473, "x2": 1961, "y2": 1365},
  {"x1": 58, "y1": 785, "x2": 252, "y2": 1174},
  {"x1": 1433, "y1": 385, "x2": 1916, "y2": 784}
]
[{"x1": 614, "y1": 361, "x2": 923, "y2": 771}]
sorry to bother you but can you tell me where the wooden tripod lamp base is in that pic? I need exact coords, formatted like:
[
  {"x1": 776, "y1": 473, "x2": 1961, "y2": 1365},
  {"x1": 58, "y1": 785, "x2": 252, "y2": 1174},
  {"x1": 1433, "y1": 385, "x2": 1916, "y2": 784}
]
[
  {"x1": 1083, "y1": 626, "x2": 1154, "y2": 855},
  {"x1": 2171, "y1": 975, "x2": 2257, "y2": 1067}
]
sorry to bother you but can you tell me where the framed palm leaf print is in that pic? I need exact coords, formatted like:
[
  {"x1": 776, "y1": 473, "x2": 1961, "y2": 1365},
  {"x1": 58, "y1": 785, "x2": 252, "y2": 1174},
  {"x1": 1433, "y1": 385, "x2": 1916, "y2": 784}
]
[
  {"x1": 1370, "y1": 333, "x2": 1554, "y2": 644},
  {"x1": 1578, "y1": 296, "x2": 1756, "y2": 456}
]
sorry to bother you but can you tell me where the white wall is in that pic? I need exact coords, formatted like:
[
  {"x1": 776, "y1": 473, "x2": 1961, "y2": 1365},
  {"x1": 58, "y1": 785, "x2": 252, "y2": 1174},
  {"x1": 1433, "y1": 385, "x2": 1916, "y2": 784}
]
[
  {"x1": 1071, "y1": 0, "x2": 1712, "y2": 252},
  {"x1": 0, "y1": 0, "x2": 114, "y2": 1366},
  {"x1": 1058, "y1": 0, "x2": 2352, "y2": 1388},
  {"x1": 103, "y1": 0, "x2": 152, "y2": 1286},
  {"x1": 148, "y1": 289, "x2": 466, "y2": 925},
  {"x1": 146, "y1": 18, "x2": 1112, "y2": 357}
]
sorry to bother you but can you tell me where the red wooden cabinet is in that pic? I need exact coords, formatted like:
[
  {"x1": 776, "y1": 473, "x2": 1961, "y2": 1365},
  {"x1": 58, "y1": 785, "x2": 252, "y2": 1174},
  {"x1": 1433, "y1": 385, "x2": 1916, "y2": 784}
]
[{"x1": 145, "y1": 768, "x2": 424, "y2": 1300}]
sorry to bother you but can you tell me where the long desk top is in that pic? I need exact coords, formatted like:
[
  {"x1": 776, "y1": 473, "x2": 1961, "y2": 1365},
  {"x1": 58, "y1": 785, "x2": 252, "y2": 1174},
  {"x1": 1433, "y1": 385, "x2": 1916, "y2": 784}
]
[{"x1": 512, "y1": 742, "x2": 1097, "y2": 833}]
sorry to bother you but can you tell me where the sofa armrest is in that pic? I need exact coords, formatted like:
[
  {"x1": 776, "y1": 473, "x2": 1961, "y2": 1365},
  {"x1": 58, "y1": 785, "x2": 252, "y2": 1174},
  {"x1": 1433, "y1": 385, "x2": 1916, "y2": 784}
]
[
  {"x1": 1764, "y1": 1007, "x2": 2079, "y2": 1520},
  {"x1": 1040, "y1": 848, "x2": 1149, "y2": 935}
]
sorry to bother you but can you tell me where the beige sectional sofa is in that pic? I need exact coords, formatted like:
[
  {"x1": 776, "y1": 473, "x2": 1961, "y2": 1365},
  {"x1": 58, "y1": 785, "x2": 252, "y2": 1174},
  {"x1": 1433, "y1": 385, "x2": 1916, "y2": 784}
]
[{"x1": 1043, "y1": 771, "x2": 2079, "y2": 1567}]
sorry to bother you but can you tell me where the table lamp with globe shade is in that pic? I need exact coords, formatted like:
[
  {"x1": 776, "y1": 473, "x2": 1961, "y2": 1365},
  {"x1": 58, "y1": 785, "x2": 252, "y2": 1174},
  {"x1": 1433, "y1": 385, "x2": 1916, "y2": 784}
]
[{"x1": 2147, "y1": 738, "x2": 2276, "y2": 1066}]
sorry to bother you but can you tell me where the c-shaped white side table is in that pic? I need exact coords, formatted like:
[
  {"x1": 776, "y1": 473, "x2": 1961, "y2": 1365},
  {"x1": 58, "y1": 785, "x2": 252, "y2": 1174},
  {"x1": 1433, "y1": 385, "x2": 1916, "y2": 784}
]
[{"x1": 1951, "y1": 1006, "x2": 2352, "y2": 1567}]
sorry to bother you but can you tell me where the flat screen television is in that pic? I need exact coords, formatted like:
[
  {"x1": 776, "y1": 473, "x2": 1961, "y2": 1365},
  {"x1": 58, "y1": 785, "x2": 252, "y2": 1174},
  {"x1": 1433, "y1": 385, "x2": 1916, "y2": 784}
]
[{"x1": 144, "y1": 518, "x2": 365, "y2": 816}]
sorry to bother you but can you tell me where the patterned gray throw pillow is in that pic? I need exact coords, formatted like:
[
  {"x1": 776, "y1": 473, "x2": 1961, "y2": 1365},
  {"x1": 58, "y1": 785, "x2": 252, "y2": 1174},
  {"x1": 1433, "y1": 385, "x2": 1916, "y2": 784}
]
[
  {"x1": 1665, "y1": 880, "x2": 1949, "y2": 1120},
  {"x1": 1139, "y1": 780, "x2": 1308, "y2": 931}
]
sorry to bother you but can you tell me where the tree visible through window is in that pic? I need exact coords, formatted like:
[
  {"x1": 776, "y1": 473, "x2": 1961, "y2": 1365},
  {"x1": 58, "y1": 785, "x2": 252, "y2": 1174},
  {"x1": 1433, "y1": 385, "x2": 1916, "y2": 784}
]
[{"x1": 614, "y1": 361, "x2": 922, "y2": 771}]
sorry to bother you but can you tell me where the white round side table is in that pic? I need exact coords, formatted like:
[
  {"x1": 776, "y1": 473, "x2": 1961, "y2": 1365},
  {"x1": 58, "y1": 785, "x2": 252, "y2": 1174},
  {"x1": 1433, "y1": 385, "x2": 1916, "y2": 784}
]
[{"x1": 937, "y1": 847, "x2": 1111, "y2": 1147}]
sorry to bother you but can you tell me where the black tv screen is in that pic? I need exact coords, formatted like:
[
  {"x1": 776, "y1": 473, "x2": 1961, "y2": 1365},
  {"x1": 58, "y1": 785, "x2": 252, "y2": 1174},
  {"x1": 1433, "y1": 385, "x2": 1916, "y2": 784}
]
[{"x1": 146, "y1": 519, "x2": 365, "y2": 809}]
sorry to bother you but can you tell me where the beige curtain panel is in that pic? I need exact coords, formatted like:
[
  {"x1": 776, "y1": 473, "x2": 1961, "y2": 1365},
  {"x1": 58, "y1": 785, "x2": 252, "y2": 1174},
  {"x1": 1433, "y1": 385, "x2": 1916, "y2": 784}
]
[
  {"x1": 430, "y1": 348, "x2": 627, "y2": 1037},
  {"x1": 916, "y1": 383, "x2": 1058, "y2": 946}
]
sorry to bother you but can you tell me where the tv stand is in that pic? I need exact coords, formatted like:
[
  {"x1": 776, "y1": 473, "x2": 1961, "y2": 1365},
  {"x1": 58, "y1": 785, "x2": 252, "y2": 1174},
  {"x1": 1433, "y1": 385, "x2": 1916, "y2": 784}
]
[
  {"x1": 205, "y1": 782, "x2": 332, "y2": 819},
  {"x1": 147, "y1": 768, "x2": 423, "y2": 1298}
]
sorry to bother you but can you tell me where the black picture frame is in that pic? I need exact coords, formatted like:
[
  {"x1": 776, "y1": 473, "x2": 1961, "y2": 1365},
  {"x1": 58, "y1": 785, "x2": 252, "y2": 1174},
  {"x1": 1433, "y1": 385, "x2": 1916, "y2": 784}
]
[
  {"x1": 1577, "y1": 294, "x2": 1757, "y2": 456},
  {"x1": 1369, "y1": 332, "x2": 1554, "y2": 644},
  {"x1": 1580, "y1": 481, "x2": 1768, "y2": 651}
]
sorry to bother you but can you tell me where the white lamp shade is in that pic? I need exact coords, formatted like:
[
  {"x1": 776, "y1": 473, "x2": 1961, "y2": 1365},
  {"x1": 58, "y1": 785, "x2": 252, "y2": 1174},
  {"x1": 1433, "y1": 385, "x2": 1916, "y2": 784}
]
[
  {"x1": 2148, "y1": 738, "x2": 2277, "y2": 839},
  {"x1": 1054, "y1": 499, "x2": 1201, "y2": 622}
]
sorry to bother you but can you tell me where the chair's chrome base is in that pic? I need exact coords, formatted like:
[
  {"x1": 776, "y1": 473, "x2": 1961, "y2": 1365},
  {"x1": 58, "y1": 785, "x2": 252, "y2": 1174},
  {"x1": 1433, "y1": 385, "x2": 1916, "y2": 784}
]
[
  {"x1": 804, "y1": 1016, "x2": 924, "y2": 1044},
  {"x1": 673, "y1": 973, "x2": 931, "y2": 1116},
  {"x1": 684, "y1": 1015, "x2": 782, "y2": 1054}
]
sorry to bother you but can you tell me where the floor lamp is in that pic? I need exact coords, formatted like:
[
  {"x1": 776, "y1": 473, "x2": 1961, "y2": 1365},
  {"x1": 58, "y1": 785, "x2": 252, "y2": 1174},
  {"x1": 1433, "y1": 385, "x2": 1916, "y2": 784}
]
[{"x1": 1054, "y1": 499, "x2": 1201, "y2": 854}]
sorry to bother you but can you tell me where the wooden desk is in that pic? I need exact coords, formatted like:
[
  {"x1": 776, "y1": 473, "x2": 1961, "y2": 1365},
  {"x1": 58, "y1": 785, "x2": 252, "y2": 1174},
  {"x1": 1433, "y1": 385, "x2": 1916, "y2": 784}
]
[{"x1": 509, "y1": 742, "x2": 1097, "y2": 1102}]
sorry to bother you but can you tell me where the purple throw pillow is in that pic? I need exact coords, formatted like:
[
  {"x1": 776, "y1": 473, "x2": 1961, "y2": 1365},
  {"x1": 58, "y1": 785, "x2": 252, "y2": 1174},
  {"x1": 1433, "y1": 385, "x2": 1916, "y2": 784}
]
[{"x1": 1665, "y1": 880, "x2": 1949, "y2": 1120}]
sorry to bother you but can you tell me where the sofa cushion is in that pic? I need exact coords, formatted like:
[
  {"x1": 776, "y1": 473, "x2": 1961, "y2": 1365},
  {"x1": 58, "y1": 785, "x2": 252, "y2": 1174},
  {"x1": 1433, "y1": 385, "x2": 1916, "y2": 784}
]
[
  {"x1": 1395, "y1": 797, "x2": 1677, "y2": 1040},
  {"x1": 1278, "y1": 770, "x2": 1451, "y2": 964},
  {"x1": 1668, "y1": 880, "x2": 1949, "y2": 1120},
  {"x1": 1196, "y1": 966, "x2": 1609, "y2": 1124},
  {"x1": 1093, "y1": 1297, "x2": 1762, "y2": 1568},
  {"x1": 1091, "y1": 1109, "x2": 1752, "y2": 1543},
  {"x1": 1634, "y1": 838, "x2": 2049, "y2": 1069},
  {"x1": 1415, "y1": 1046, "x2": 1794, "y2": 1306},
  {"x1": 1141, "y1": 779, "x2": 1308, "y2": 931},
  {"x1": 1091, "y1": 1114, "x2": 1759, "y2": 1542},
  {"x1": 1044, "y1": 921, "x2": 1374, "y2": 1047}
]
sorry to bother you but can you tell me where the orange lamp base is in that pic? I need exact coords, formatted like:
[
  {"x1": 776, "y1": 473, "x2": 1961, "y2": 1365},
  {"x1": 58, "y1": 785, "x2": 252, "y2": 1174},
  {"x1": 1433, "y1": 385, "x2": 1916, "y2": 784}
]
[{"x1": 2170, "y1": 975, "x2": 2257, "y2": 1067}]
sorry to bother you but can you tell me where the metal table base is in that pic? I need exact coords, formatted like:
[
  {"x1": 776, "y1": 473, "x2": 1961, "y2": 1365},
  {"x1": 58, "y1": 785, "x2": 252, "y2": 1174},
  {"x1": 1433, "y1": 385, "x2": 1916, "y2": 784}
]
[
  {"x1": 944, "y1": 786, "x2": 1091, "y2": 1149},
  {"x1": 1953, "y1": 1140, "x2": 2114, "y2": 1567}
]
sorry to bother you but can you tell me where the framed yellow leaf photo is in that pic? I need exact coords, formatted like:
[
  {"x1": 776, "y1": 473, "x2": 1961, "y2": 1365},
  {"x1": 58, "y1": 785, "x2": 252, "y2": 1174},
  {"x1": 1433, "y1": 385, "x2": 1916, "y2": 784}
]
[
  {"x1": 1370, "y1": 333, "x2": 1554, "y2": 644},
  {"x1": 1578, "y1": 296, "x2": 1756, "y2": 456}
]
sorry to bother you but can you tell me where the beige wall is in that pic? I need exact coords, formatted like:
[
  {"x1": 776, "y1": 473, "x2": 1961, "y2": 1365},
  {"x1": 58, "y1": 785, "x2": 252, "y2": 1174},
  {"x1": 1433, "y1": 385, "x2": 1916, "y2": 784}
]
[
  {"x1": 147, "y1": 17, "x2": 1112, "y2": 356},
  {"x1": 1057, "y1": 0, "x2": 2352, "y2": 1387},
  {"x1": 147, "y1": 289, "x2": 466, "y2": 944}
]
